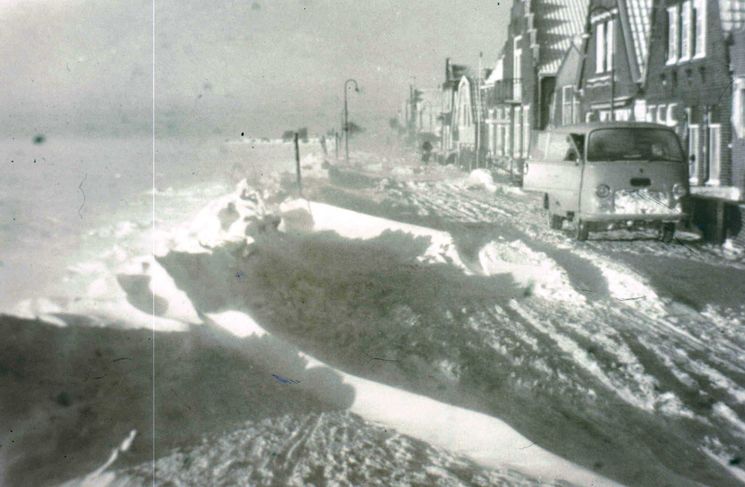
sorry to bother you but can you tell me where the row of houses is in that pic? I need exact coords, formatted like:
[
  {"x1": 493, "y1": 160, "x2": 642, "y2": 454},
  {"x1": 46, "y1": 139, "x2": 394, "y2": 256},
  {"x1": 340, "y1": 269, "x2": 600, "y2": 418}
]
[{"x1": 404, "y1": 0, "x2": 745, "y2": 242}]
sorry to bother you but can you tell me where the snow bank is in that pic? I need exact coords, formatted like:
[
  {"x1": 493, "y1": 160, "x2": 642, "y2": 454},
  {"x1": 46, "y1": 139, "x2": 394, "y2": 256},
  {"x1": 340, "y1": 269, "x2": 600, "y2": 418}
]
[
  {"x1": 206, "y1": 310, "x2": 266, "y2": 338},
  {"x1": 478, "y1": 239, "x2": 584, "y2": 303},
  {"x1": 155, "y1": 180, "x2": 268, "y2": 255},
  {"x1": 203, "y1": 308, "x2": 621, "y2": 487},
  {"x1": 279, "y1": 199, "x2": 470, "y2": 271},
  {"x1": 613, "y1": 189, "x2": 681, "y2": 215},
  {"x1": 465, "y1": 168, "x2": 498, "y2": 192}
]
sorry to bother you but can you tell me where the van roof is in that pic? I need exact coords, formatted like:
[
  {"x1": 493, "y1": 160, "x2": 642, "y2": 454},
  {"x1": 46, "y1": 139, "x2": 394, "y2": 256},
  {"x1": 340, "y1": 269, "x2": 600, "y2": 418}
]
[{"x1": 549, "y1": 122, "x2": 676, "y2": 135}]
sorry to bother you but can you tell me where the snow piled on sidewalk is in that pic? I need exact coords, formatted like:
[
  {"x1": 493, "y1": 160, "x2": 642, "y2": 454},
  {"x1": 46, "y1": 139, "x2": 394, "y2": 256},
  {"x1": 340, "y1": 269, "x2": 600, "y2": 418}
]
[
  {"x1": 279, "y1": 199, "x2": 471, "y2": 272},
  {"x1": 478, "y1": 239, "x2": 584, "y2": 303}
]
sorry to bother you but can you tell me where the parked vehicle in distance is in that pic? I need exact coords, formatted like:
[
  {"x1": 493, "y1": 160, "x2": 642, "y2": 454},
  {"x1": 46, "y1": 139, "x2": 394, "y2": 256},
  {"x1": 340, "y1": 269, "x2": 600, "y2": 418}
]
[{"x1": 523, "y1": 122, "x2": 689, "y2": 241}]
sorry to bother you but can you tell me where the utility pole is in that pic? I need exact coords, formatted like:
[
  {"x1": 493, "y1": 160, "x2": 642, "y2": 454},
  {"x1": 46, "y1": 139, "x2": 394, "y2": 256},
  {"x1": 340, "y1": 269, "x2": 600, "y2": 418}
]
[
  {"x1": 476, "y1": 51, "x2": 483, "y2": 168},
  {"x1": 294, "y1": 132, "x2": 302, "y2": 196},
  {"x1": 343, "y1": 78, "x2": 360, "y2": 164}
]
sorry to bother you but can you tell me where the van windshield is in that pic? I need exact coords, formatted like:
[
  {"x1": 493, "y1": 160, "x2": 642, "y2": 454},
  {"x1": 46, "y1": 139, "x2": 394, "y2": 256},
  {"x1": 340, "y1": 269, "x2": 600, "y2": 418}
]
[{"x1": 587, "y1": 128, "x2": 684, "y2": 162}]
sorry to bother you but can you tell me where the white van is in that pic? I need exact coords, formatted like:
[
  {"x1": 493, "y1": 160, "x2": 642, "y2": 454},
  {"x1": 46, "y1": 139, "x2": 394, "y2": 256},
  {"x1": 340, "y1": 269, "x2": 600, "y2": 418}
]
[{"x1": 523, "y1": 122, "x2": 689, "y2": 241}]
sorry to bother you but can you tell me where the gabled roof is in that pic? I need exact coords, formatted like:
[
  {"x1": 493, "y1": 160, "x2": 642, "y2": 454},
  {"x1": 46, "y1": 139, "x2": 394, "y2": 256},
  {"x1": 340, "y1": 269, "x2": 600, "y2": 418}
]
[
  {"x1": 618, "y1": 0, "x2": 653, "y2": 81},
  {"x1": 580, "y1": 0, "x2": 654, "y2": 83},
  {"x1": 532, "y1": 0, "x2": 590, "y2": 75}
]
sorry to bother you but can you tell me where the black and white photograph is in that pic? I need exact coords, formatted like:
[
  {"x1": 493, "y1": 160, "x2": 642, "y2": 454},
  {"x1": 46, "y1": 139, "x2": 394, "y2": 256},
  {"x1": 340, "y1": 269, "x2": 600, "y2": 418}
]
[{"x1": 2, "y1": 0, "x2": 745, "y2": 485}]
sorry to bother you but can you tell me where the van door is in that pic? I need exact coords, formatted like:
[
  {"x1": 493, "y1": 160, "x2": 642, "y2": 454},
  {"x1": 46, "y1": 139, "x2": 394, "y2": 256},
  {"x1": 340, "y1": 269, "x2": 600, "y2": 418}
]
[
  {"x1": 522, "y1": 131, "x2": 552, "y2": 192},
  {"x1": 549, "y1": 134, "x2": 583, "y2": 215}
]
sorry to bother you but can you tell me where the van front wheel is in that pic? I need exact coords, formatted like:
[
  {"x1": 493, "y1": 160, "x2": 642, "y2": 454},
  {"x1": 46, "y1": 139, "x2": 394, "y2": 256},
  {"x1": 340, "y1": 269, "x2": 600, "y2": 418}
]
[{"x1": 574, "y1": 220, "x2": 589, "y2": 241}]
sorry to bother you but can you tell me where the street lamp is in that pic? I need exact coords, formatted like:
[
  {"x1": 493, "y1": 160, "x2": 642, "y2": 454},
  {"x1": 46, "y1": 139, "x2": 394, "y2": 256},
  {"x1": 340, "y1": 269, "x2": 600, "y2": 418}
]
[
  {"x1": 584, "y1": 3, "x2": 617, "y2": 121},
  {"x1": 344, "y1": 78, "x2": 360, "y2": 163}
]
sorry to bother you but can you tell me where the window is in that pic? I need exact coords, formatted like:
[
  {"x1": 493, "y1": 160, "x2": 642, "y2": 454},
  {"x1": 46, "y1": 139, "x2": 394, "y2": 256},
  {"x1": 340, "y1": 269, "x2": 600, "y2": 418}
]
[
  {"x1": 523, "y1": 106, "x2": 531, "y2": 158},
  {"x1": 573, "y1": 92, "x2": 581, "y2": 124},
  {"x1": 707, "y1": 124, "x2": 721, "y2": 185},
  {"x1": 680, "y1": 0, "x2": 691, "y2": 60},
  {"x1": 657, "y1": 105, "x2": 667, "y2": 124},
  {"x1": 667, "y1": 5, "x2": 679, "y2": 63},
  {"x1": 496, "y1": 123, "x2": 504, "y2": 155},
  {"x1": 587, "y1": 128, "x2": 685, "y2": 162},
  {"x1": 693, "y1": 0, "x2": 706, "y2": 57},
  {"x1": 666, "y1": 103, "x2": 678, "y2": 127},
  {"x1": 688, "y1": 124, "x2": 700, "y2": 182},
  {"x1": 513, "y1": 107, "x2": 522, "y2": 158},
  {"x1": 669, "y1": 0, "x2": 706, "y2": 63},
  {"x1": 734, "y1": 78, "x2": 745, "y2": 138},
  {"x1": 514, "y1": 36, "x2": 523, "y2": 102},
  {"x1": 647, "y1": 104, "x2": 657, "y2": 123},
  {"x1": 504, "y1": 109, "x2": 512, "y2": 155},
  {"x1": 594, "y1": 18, "x2": 614, "y2": 73},
  {"x1": 596, "y1": 21, "x2": 605, "y2": 73},
  {"x1": 562, "y1": 86, "x2": 573, "y2": 125}
]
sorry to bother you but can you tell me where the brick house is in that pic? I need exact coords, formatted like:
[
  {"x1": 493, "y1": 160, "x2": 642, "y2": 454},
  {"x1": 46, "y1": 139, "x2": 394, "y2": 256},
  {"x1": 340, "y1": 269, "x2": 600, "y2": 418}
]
[
  {"x1": 577, "y1": 0, "x2": 655, "y2": 122},
  {"x1": 550, "y1": 38, "x2": 585, "y2": 126},
  {"x1": 644, "y1": 0, "x2": 745, "y2": 240},
  {"x1": 440, "y1": 59, "x2": 472, "y2": 161},
  {"x1": 732, "y1": 28, "x2": 745, "y2": 197},
  {"x1": 453, "y1": 74, "x2": 479, "y2": 157},
  {"x1": 484, "y1": 0, "x2": 588, "y2": 175}
]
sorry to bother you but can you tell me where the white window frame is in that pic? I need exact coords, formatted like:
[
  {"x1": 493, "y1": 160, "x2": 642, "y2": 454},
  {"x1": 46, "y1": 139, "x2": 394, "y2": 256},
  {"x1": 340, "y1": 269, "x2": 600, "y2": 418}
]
[
  {"x1": 657, "y1": 104, "x2": 667, "y2": 124},
  {"x1": 607, "y1": 19, "x2": 614, "y2": 73},
  {"x1": 667, "y1": 5, "x2": 679, "y2": 64},
  {"x1": 734, "y1": 78, "x2": 745, "y2": 138},
  {"x1": 688, "y1": 123, "x2": 700, "y2": 183},
  {"x1": 595, "y1": 21, "x2": 605, "y2": 74},
  {"x1": 693, "y1": 0, "x2": 706, "y2": 58},
  {"x1": 647, "y1": 104, "x2": 657, "y2": 123},
  {"x1": 562, "y1": 85, "x2": 573, "y2": 125},
  {"x1": 504, "y1": 108, "x2": 512, "y2": 156},
  {"x1": 593, "y1": 18, "x2": 614, "y2": 74},
  {"x1": 707, "y1": 124, "x2": 721, "y2": 186},
  {"x1": 513, "y1": 107, "x2": 522, "y2": 158},
  {"x1": 522, "y1": 105, "x2": 530, "y2": 158},
  {"x1": 666, "y1": 103, "x2": 678, "y2": 127},
  {"x1": 680, "y1": 0, "x2": 692, "y2": 61},
  {"x1": 514, "y1": 36, "x2": 523, "y2": 102}
]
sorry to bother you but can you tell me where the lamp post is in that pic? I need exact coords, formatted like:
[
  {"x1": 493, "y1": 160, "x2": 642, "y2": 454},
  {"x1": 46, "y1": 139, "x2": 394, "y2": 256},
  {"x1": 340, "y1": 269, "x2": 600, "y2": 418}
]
[
  {"x1": 585, "y1": 3, "x2": 617, "y2": 121},
  {"x1": 344, "y1": 78, "x2": 360, "y2": 164}
]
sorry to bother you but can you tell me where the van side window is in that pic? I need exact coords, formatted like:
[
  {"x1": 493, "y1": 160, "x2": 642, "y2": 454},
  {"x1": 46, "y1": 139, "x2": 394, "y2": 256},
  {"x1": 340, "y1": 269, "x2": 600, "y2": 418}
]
[{"x1": 570, "y1": 134, "x2": 585, "y2": 156}]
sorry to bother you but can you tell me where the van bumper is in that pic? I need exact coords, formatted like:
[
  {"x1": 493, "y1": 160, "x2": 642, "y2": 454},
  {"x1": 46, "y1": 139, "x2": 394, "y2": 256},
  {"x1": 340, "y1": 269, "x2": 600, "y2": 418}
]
[{"x1": 581, "y1": 213, "x2": 687, "y2": 229}]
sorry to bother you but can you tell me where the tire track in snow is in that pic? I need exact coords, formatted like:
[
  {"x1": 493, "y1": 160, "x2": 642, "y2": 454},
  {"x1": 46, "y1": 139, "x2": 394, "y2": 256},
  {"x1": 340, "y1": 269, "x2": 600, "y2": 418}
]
[{"x1": 376, "y1": 175, "x2": 745, "y2": 483}]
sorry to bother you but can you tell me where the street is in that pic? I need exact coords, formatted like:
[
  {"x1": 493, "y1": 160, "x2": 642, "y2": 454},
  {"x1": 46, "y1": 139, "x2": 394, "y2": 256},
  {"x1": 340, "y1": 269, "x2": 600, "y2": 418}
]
[{"x1": 142, "y1": 157, "x2": 745, "y2": 486}]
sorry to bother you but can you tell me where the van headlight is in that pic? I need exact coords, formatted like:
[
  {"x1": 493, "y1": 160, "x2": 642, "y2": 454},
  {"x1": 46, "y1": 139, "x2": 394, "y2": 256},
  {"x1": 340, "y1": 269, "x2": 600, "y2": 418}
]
[
  {"x1": 596, "y1": 184, "x2": 611, "y2": 198},
  {"x1": 672, "y1": 183, "x2": 687, "y2": 199}
]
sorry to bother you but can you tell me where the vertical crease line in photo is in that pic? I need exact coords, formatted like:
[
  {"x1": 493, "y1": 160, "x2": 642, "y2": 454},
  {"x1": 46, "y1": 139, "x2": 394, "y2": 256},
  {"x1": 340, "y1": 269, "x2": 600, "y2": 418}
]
[{"x1": 151, "y1": 0, "x2": 157, "y2": 483}]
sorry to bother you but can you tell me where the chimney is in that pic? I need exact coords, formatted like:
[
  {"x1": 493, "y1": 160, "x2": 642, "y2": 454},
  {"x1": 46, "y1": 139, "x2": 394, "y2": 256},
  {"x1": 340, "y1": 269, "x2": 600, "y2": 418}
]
[{"x1": 445, "y1": 57, "x2": 451, "y2": 81}]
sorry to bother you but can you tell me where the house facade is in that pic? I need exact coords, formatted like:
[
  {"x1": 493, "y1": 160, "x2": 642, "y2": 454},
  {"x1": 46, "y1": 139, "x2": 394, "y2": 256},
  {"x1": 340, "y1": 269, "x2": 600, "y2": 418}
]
[
  {"x1": 483, "y1": 0, "x2": 589, "y2": 174},
  {"x1": 440, "y1": 59, "x2": 471, "y2": 158},
  {"x1": 644, "y1": 0, "x2": 745, "y2": 240},
  {"x1": 577, "y1": 0, "x2": 654, "y2": 122},
  {"x1": 551, "y1": 38, "x2": 585, "y2": 126}
]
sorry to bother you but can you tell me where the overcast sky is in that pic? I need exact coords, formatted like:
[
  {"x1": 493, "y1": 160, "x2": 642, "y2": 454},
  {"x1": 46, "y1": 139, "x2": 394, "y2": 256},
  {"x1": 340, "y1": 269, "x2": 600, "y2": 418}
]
[{"x1": 0, "y1": 0, "x2": 508, "y2": 138}]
